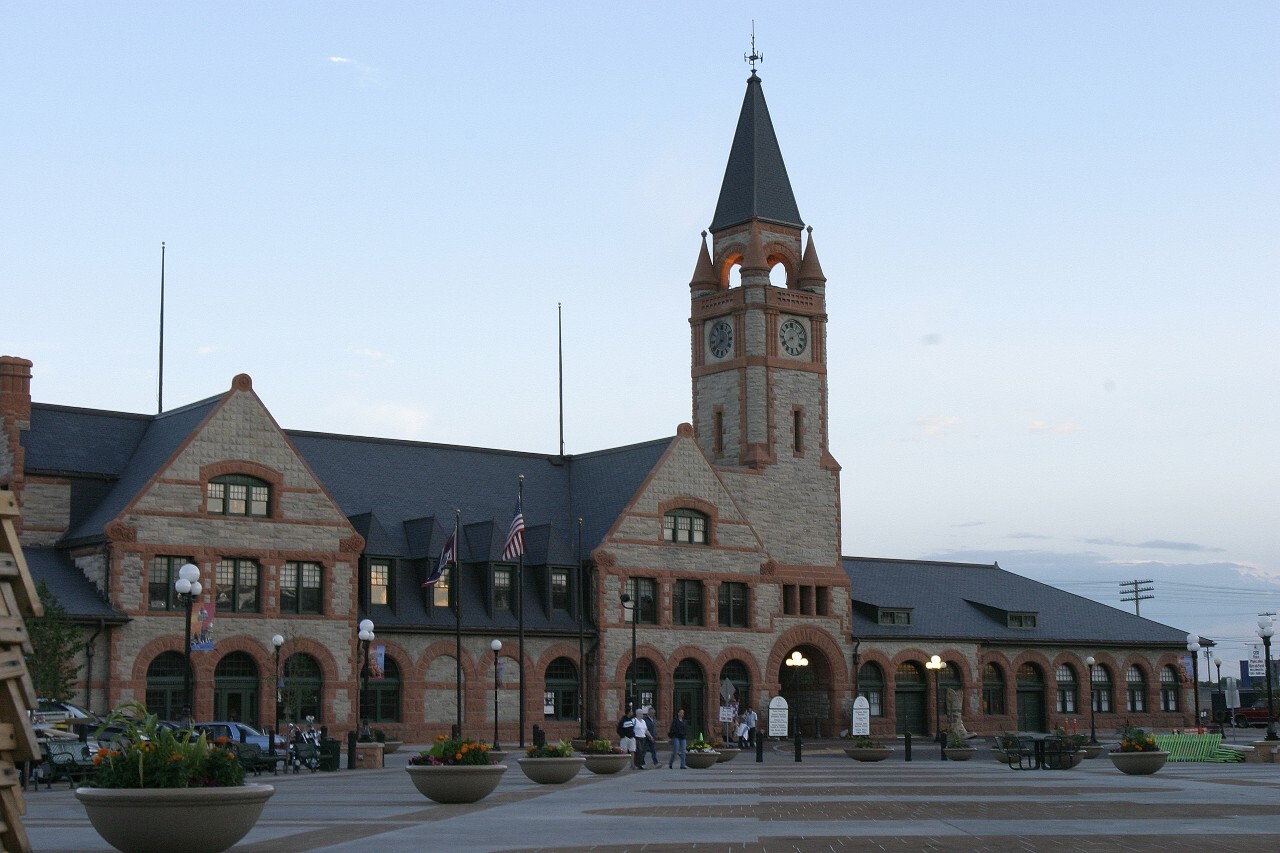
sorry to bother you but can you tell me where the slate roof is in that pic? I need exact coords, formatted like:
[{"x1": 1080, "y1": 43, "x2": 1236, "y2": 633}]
[
  {"x1": 844, "y1": 557, "x2": 1188, "y2": 647},
  {"x1": 24, "y1": 547, "x2": 126, "y2": 622},
  {"x1": 709, "y1": 72, "x2": 803, "y2": 232}
]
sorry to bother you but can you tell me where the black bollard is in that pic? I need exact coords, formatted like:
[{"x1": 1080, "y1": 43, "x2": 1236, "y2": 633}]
[
  {"x1": 347, "y1": 730, "x2": 357, "y2": 770},
  {"x1": 905, "y1": 730, "x2": 912, "y2": 762},
  {"x1": 756, "y1": 729, "x2": 764, "y2": 763},
  {"x1": 794, "y1": 728, "x2": 802, "y2": 762}
]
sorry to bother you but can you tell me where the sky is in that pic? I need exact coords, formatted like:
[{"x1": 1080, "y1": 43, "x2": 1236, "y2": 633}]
[{"x1": 4, "y1": 3, "x2": 1277, "y2": 665}]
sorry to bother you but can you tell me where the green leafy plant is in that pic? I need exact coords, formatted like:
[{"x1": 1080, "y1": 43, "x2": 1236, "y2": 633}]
[
  {"x1": 408, "y1": 735, "x2": 492, "y2": 766},
  {"x1": 1053, "y1": 727, "x2": 1087, "y2": 751},
  {"x1": 90, "y1": 702, "x2": 244, "y2": 789},
  {"x1": 688, "y1": 733, "x2": 717, "y2": 753},
  {"x1": 582, "y1": 738, "x2": 624, "y2": 755},
  {"x1": 25, "y1": 580, "x2": 83, "y2": 702},
  {"x1": 945, "y1": 729, "x2": 972, "y2": 749},
  {"x1": 848, "y1": 736, "x2": 882, "y2": 749},
  {"x1": 525, "y1": 738, "x2": 574, "y2": 758},
  {"x1": 996, "y1": 732, "x2": 1022, "y2": 751},
  {"x1": 1116, "y1": 725, "x2": 1159, "y2": 753}
]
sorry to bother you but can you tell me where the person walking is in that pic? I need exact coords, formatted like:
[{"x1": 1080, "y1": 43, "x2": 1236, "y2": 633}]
[
  {"x1": 631, "y1": 708, "x2": 650, "y2": 768},
  {"x1": 744, "y1": 706, "x2": 758, "y2": 747},
  {"x1": 643, "y1": 706, "x2": 660, "y2": 767},
  {"x1": 617, "y1": 706, "x2": 637, "y2": 766},
  {"x1": 667, "y1": 708, "x2": 689, "y2": 768}
]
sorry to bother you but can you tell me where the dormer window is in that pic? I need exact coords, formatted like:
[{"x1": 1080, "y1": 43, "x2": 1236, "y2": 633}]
[
  {"x1": 878, "y1": 608, "x2": 912, "y2": 626},
  {"x1": 664, "y1": 509, "x2": 708, "y2": 544},
  {"x1": 1007, "y1": 612, "x2": 1038, "y2": 629},
  {"x1": 207, "y1": 475, "x2": 270, "y2": 517}
]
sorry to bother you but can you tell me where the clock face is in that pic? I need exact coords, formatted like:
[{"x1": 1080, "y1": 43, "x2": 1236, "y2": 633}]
[
  {"x1": 709, "y1": 320, "x2": 733, "y2": 359},
  {"x1": 779, "y1": 318, "x2": 808, "y2": 356}
]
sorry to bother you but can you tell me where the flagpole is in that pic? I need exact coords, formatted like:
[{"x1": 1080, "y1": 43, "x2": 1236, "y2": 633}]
[
  {"x1": 157, "y1": 242, "x2": 165, "y2": 413},
  {"x1": 576, "y1": 517, "x2": 585, "y2": 738},
  {"x1": 517, "y1": 475, "x2": 526, "y2": 747},
  {"x1": 558, "y1": 303, "x2": 565, "y2": 457},
  {"x1": 453, "y1": 508, "x2": 462, "y2": 739}
]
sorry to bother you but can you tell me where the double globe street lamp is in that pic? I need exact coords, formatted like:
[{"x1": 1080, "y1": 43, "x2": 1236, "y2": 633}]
[
  {"x1": 1187, "y1": 634, "x2": 1202, "y2": 731},
  {"x1": 490, "y1": 639, "x2": 503, "y2": 749},
  {"x1": 925, "y1": 655, "x2": 945, "y2": 748},
  {"x1": 1084, "y1": 656, "x2": 1098, "y2": 745},
  {"x1": 174, "y1": 562, "x2": 203, "y2": 726},
  {"x1": 1258, "y1": 616, "x2": 1277, "y2": 742},
  {"x1": 271, "y1": 634, "x2": 284, "y2": 757}
]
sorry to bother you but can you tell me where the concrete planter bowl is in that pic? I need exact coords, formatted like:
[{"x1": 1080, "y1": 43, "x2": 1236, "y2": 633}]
[
  {"x1": 405, "y1": 764, "x2": 508, "y2": 803},
  {"x1": 516, "y1": 756, "x2": 586, "y2": 784},
  {"x1": 75, "y1": 783, "x2": 274, "y2": 853},
  {"x1": 582, "y1": 753, "x2": 631, "y2": 775},
  {"x1": 1081, "y1": 744, "x2": 1104, "y2": 759},
  {"x1": 942, "y1": 747, "x2": 976, "y2": 761},
  {"x1": 381, "y1": 740, "x2": 403, "y2": 754},
  {"x1": 844, "y1": 747, "x2": 893, "y2": 762},
  {"x1": 716, "y1": 747, "x2": 741, "y2": 762},
  {"x1": 1108, "y1": 750, "x2": 1169, "y2": 775},
  {"x1": 487, "y1": 749, "x2": 510, "y2": 765},
  {"x1": 685, "y1": 750, "x2": 721, "y2": 769}
]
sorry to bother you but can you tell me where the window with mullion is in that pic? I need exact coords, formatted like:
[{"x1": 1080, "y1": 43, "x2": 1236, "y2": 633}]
[
  {"x1": 717, "y1": 582, "x2": 749, "y2": 628},
  {"x1": 1160, "y1": 666, "x2": 1179, "y2": 711},
  {"x1": 368, "y1": 560, "x2": 392, "y2": 607},
  {"x1": 1092, "y1": 665, "x2": 1113, "y2": 712},
  {"x1": 215, "y1": 558, "x2": 260, "y2": 613},
  {"x1": 493, "y1": 568, "x2": 513, "y2": 613},
  {"x1": 207, "y1": 475, "x2": 270, "y2": 517},
  {"x1": 550, "y1": 568, "x2": 570, "y2": 612},
  {"x1": 663, "y1": 509, "x2": 708, "y2": 544},
  {"x1": 673, "y1": 579, "x2": 703, "y2": 626},
  {"x1": 624, "y1": 577, "x2": 657, "y2": 624},
  {"x1": 148, "y1": 555, "x2": 193, "y2": 611},
  {"x1": 281, "y1": 561, "x2": 323, "y2": 614}
]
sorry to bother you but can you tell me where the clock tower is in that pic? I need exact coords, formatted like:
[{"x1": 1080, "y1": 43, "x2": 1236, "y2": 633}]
[{"x1": 689, "y1": 69, "x2": 841, "y2": 569}]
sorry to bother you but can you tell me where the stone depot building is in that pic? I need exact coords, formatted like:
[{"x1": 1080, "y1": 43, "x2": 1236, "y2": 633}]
[{"x1": 0, "y1": 71, "x2": 1196, "y2": 745}]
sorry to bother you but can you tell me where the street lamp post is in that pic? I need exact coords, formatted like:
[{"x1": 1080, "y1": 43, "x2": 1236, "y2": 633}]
[
  {"x1": 1258, "y1": 616, "x2": 1277, "y2": 742},
  {"x1": 925, "y1": 655, "x2": 945, "y2": 756},
  {"x1": 785, "y1": 650, "x2": 808, "y2": 761},
  {"x1": 1213, "y1": 656, "x2": 1223, "y2": 686},
  {"x1": 620, "y1": 592, "x2": 638, "y2": 711},
  {"x1": 348, "y1": 619, "x2": 374, "y2": 770},
  {"x1": 1085, "y1": 656, "x2": 1098, "y2": 745},
  {"x1": 270, "y1": 634, "x2": 284, "y2": 757},
  {"x1": 1187, "y1": 634, "x2": 1202, "y2": 731},
  {"x1": 491, "y1": 639, "x2": 503, "y2": 749},
  {"x1": 174, "y1": 562, "x2": 202, "y2": 726}
]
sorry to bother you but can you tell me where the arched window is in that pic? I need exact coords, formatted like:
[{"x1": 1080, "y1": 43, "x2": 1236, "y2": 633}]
[
  {"x1": 145, "y1": 652, "x2": 186, "y2": 720},
  {"x1": 543, "y1": 657, "x2": 579, "y2": 721},
  {"x1": 664, "y1": 509, "x2": 708, "y2": 544},
  {"x1": 362, "y1": 656, "x2": 401, "y2": 724},
  {"x1": 207, "y1": 474, "x2": 270, "y2": 517},
  {"x1": 1056, "y1": 664, "x2": 1078, "y2": 713},
  {"x1": 213, "y1": 652, "x2": 259, "y2": 725},
  {"x1": 858, "y1": 662, "x2": 884, "y2": 716},
  {"x1": 625, "y1": 658, "x2": 659, "y2": 712},
  {"x1": 720, "y1": 660, "x2": 751, "y2": 711},
  {"x1": 281, "y1": 653, "x2": 323, "y2": 724},
  {"x1": 1092, "y1": 664, "x2": 1113, "y2": 713},
  {"x1": 1126, "y1": 665, "x2": 1146, "y2": 712},
  {"x1": 1160, "y1": 665, "x2": 1180, "y2": 712},
  {"x1": 982, "y1": 663, "x2": 1006, "y2": 715}
]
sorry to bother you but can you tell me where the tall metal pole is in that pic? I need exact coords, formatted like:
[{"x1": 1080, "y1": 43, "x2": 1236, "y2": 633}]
[
  {"x1": 271, "y1": 634, "x2": 283, "y2": 757},
  {"x1": 1085, "y1": 656, "x2": 1098, "y2": 745},
  {"x1": 491, "y1": 639, "x2": 502, "y2": 749},
  {"x1": 453, "y1": 509, "x2": 462, "y2": 739},
  {"x1": 157, "y1": 242, "x2": 165, "y2": 413},
  {"x1": 576, "y1": 518, "x2": 585, "y2": 737},
  {"x1": 517, "y1": 476, "x2": 526, "y2": 747},
  {"x1": 1259, "y1": 617, "x2": 1277, "y2": 741},
  {"x1": 1187, "y1": 634, "x2": 1202, "y2": 730},
  {"x1": 175, "y1": 563, "x2": 201, "y2": 726},
  {"x1": 621, "y1": 593, "x2": 637, "y2": 709}
]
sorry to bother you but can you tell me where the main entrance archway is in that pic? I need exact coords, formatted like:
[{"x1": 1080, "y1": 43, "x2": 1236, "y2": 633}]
[{"x1": 776, "y1": 644, "x2": 833, "y2": 738}]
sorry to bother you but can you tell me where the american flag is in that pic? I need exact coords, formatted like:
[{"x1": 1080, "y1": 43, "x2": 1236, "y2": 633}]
[
  {"x1": 502, "y1": 496, "x2": 525, "y2": 561},
  {"x1": 423, "y1": 526, "x2": 455, "y2": 587}
]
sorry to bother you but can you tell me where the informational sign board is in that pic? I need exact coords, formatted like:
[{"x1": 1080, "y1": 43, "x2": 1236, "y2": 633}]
[
  {"x1": 1249, "y1": 646, "x2": 1266, "y2": 677},
  {"x1": 768, "y1": 696, "x2": 789, "y2": 737},
  {"x1": 719, "y1": 704, "x2": 737, "y2": 723},
  {"x1": 1223, "y1": 676, "x2": 1240, "y2": 710},
  {"x1": 851, "y1": 696, "x2": 870, "y2": 737}
]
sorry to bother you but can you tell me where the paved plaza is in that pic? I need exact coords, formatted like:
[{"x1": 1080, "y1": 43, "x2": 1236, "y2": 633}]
[{"x1": 21, "y1": 740, "x2": 1280, "y2": 852}]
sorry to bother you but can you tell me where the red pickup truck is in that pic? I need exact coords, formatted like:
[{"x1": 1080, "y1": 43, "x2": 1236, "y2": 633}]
[{"x1": 1232, "y1": 700, "x2": 1274, "y2": 728}]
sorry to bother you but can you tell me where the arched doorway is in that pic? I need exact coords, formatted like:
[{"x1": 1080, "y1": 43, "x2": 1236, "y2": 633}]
[
  {"x1": 937, "y1": 662, "x2": 963, "y2": 737},
  {"x1": 673, "y1": 658, "x2": 707, "y2": 735},
  {"x1": 625, "y1": 658, "x2": 658, "y2": 714},
  {"x1": 778, "y1": 645, "x2": 832, "y2": 737},
  {"x1": 145, "y1": 652, "x2": 186, "y2": 720},
  {"x1": 543, "y1": 657, "x2": 579, "y2": 722},
  {"x1": 213, "y1": 652, "x2": 259, "y2": 725},
  {"x1": 720, "y1": 659, "x2": 751, "y2": 718},
  {"x1": 1016, "y1": 663, "x2": 1046, "y2": 732},
  {"x1": 282, "y1": 653, "x2": 323, "y2": 724},
  {"x1": 894, "y1": 661, "x2": 926, "y2": 735},
  {"x1": 361, "y1": 656, "x2": 401, "y2": 723}
]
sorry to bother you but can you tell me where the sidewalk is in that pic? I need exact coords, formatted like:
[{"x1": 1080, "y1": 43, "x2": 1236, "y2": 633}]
[{"x1": 22, "y1": 739, "x2": 1280, "y2": 852}]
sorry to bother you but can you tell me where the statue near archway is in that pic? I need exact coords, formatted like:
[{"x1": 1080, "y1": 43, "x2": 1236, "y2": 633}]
[{"x1": 946, "y1": 688, "x2": 971, "y2": 740}]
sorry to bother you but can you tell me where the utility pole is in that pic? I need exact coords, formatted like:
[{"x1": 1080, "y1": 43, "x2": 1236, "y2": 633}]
[{"x1": 1119, "y1": 579, "x2": 1154, "y2": 616}]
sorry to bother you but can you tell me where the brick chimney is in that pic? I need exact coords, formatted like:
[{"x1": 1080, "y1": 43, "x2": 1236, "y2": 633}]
[{"x1": 0, "y1": 356, "x2": 33, "y2": 495}]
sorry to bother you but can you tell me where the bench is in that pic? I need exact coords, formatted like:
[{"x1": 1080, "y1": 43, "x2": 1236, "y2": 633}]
[
  {"x1": 45, "y1": 740, "x2": 96, "y2": 788},
  {"x1": 233, "y1": 742, "x2": 283, "y2": 776}
]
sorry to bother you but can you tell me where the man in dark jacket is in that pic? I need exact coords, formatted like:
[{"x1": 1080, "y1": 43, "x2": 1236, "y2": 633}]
[
  {"x1": 617, "y1": 707, "x2": 637, "y2": 766},
  {"x1": 667, "y1": 708, "x2": 689, "y2": 769}
]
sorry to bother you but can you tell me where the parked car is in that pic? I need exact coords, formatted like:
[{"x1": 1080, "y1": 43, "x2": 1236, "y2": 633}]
[
  {"x1": 1232, "y1": 700, "x2": 1274, "y2": 728},
  {"x1": 193, "y1": 721, "x2": 286, "y2": 750},
  {"x1": 30, "y1": 699, "x2": 95, "y2": 730}
]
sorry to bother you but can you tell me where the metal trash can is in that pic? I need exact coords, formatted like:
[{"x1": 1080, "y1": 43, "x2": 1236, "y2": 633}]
[{"x1": 319, "y1": 738, "x2": 341, "y2": 771}]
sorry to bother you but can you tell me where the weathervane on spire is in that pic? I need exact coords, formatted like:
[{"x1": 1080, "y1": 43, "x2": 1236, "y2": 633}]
[{"x1": 744, "y1": 21, "x2": 763, "y2": 74}]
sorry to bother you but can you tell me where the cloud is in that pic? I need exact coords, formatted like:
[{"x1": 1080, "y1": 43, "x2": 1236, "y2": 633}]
[
  {"x1": 1028, "y1": 419, "x2": 1082, "y2": 434},
  {"x1": 1008, "y1": 532, "x2": 1052, "y2": 540},
  {"x1": 1082, "y1": 537, "x2": 1221, "y2": 553},
  {"x1": 916, "y1": 415, "x2": 960, "y2": 437},
  {"x1": 196, "y1": 345, "x2": 218, "y2": 355},
  {"x1": 328, "y1": 55, "x2": 377, "y2": 82},
  {"x1": 952, "y1": 521, "x2": 985, "y2": 528},
  {"x1": 346, "y1": 346, "x2": 394, "y2": 364}
]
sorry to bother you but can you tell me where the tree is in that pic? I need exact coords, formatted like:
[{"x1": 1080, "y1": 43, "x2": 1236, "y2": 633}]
[{"x1": 25, "y1": 579, "x2": 82, "y2": 701}]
